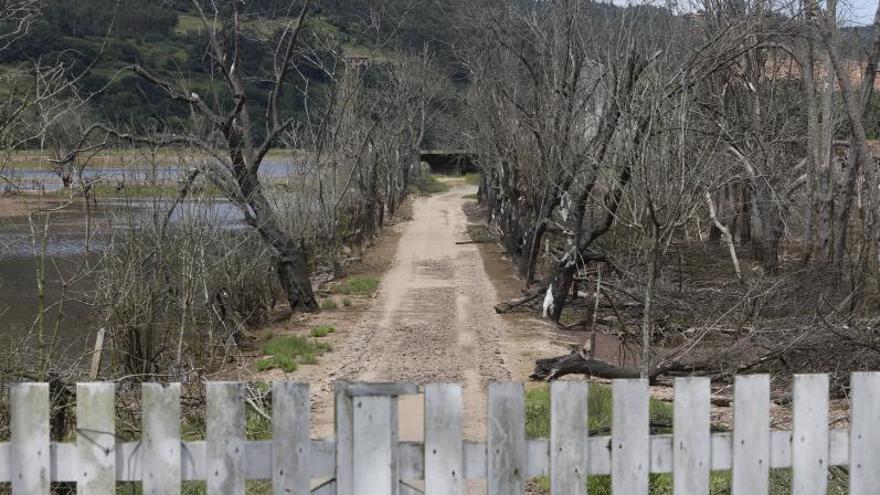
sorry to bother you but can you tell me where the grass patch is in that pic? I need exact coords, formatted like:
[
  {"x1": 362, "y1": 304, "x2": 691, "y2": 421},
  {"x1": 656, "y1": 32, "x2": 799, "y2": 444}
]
[
  {"x1": 341, "y1": 297, "x2": 352, "y2": 306},
  {"x1": 463, "y1": 172, "x2": 480, "y2": 186},
  {"x1": 463, "y1": 193, "x2": 478, "y2": 200},
  {"x1": 310, "y1": 324, "x2": 335, "y2": 337},
  {"x1": 320, "y1": 298, "x2": 338, "y2": 310},
  {"x1": 255, "y1": 335, "x2": 331, "y2": 372},
  {"x1": 334, "y1": 275, "x2": 379, "y2": 296},
  {"x1": 526, "y1": 383, "x2": 677, "y2": 494},
  {"x1": 525, "y1": 383, "x2": 673, "y2": 439},
  {"x1": 412, "y1": 174, "x2": 450, "y2": 196}
]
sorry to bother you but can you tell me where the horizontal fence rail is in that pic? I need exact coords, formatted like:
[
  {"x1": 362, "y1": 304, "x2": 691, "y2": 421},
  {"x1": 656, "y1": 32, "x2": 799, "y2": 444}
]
[{"x1": 0, "y1": 374, "x2": 874, "y2": 494}]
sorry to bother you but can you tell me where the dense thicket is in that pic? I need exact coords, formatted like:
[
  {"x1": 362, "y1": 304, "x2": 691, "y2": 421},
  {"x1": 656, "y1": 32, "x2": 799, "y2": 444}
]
[{"x1": 464, "y1": 0, "x2": 880, "y2": 379}]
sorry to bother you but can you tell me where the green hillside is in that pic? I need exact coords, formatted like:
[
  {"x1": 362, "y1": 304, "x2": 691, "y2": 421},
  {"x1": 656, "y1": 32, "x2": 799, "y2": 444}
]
[{"x1": 1, "y1": 0, "x2": 462, "y2": 139}]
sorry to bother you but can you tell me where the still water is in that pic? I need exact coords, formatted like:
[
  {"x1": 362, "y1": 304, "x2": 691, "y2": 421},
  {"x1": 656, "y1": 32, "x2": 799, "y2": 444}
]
[{"x1": 0, "y1": 159, "x2": 292, "y2": 351}]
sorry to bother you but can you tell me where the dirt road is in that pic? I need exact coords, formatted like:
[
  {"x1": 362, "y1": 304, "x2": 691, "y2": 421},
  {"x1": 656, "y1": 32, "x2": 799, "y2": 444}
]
[{"x1": 308, "y1": 179, "x2": 513, "y2": 440}]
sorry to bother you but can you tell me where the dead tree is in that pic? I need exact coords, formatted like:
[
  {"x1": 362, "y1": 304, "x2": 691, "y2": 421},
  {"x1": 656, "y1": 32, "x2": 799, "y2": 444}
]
[{"x1": 130, "y1": 0, "x2": 319, "y2": 312}]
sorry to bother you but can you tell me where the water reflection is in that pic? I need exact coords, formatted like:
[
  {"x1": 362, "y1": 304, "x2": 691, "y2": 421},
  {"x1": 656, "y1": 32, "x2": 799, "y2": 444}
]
[
  {"x1": 4, "y1": 158, "x2": 293, "y2": 192},
  {"x1": 0, "y1": 191, "x2": 251, "y2": 352}
]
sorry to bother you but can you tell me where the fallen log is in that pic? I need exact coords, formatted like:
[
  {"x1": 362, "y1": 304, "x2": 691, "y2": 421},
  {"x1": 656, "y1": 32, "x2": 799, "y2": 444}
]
[
  {"x1": 494, "y1": 291, "x2": 543, "y2": 313},
  {"x1": 530, "y1": 350, "x2": 701, "y2": 382}
]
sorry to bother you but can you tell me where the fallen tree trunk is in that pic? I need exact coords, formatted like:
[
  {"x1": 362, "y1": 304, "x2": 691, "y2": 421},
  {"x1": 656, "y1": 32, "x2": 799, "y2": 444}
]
[
  {"x1": 530, "y1": 350, "x2": 700, "y2": 382},
  {"x1": 494, "y1": 290, "x2": 544, "y2": 313}
]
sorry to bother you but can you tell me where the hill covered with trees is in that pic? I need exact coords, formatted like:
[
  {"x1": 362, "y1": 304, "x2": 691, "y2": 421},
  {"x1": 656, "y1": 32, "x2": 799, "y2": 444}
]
[{"x1": 0, "y1": 0, "x2": 463, "y2": 144}]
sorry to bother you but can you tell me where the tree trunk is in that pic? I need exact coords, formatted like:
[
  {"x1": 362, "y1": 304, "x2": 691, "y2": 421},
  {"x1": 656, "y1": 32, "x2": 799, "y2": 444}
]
[
  {"x1": 641, "y1": 247, "x2": 658, "y2": 377},
  {"x1": 739, "y1": 185, "x2": 752, "y2": 244},
  {"x1": 242, "y1": 174, "x2": 319, "y2": 313},
  {"x1": 543, "y1": 252, "x2": 578, "y2": 322}
]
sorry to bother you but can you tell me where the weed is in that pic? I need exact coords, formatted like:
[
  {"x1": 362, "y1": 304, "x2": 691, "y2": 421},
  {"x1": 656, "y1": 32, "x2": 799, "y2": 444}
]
[
  {"x1": 342, "y1": 297, "x2": 352, "y2": 306},
  {"x1": 310, "y1": 324, "x2": 335, "y2": 337},
  {"x1": 256, "y1": 354, "x2": 296, "y2": 372},
  {"x1": 320, "y1": 298, "x2": 338, "y2": 310},
  {"x1": 255, "y1": 335, "x2": 331, "y2": 372},
  {"x1": 463, "y1": 173, "x2": 480, "y2": 186},
  {"x1": 334, "y1": 275, "x2": 380, "y2": 296}
]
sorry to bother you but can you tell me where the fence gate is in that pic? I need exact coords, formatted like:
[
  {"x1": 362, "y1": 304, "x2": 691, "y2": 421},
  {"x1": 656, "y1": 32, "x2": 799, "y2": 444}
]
[{"x1": 334, "y1": 381, "x2": 420, "y2": 495}]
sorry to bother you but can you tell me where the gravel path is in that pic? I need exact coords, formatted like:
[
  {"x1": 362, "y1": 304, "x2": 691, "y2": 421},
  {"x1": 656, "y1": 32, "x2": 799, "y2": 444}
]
[{"x1": 309, "y1": 179, "x2": 512, "y2": 441}]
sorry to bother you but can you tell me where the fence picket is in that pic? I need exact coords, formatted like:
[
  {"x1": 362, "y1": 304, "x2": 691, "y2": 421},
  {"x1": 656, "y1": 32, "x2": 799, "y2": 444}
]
[
  {"x1": 612, "y1": 378, "x2": 649, "y2": 495},
  {"x1": 272, "y1": 382, "x2": 310, "y2": 495},
  {"x1": 207, "y1": 382, "x2": 245, "y2": 494},
  {"x1": 732, "y1": 374, "x2": 769, "y2": 495},
  {"x1": 792, "y1": 374, "x2": 829, "y2": 495},
  {"x1": 550, "y1": 381, "x2": 588, "y2": 495},
  {"x1": 142, "y1": 383, "x2": 181, "y2": 494},
  {"x1": 76, "y1": 383, "x2": 116, "y2": 494},
  {"x1": 10, "y1": 383, "x2": 50, "y2": 495},
  {"x1": 425, "y1": 384, "x2": 463, "y2": 495},
  {"x1": 488, "y1": 382, "x2": 526, "y2": 495},
  {"x1": 353, "y1": 395, "x2": 395, "y2": 494},
  {"x1": 335, "y1": 380, "x2": 354, "y2": 495},
  {"x1": 851, "y1": 372, "x2": 880, "y2": 494},
  {"x1": 0, "y1": 375, "x2": 875, "y2": 491},
  {"x1": 672, "y1": 377, "x2": 710, "y2": 495}
]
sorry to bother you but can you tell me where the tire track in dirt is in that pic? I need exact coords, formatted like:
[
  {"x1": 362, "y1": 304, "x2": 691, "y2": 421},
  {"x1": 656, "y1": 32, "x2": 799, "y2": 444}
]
[{"x1": 308, "y1": 180, "x2": 511, "y2": 441}]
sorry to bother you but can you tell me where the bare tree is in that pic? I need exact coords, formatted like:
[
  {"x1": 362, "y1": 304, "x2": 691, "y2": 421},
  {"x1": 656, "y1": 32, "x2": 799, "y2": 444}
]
[{"x1": 125, "y1": 0, "x2": 320, "y2": 312}]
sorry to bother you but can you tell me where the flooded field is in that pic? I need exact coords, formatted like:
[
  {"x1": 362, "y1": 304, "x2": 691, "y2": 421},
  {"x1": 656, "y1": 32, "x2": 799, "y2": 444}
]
[{"x1": 0, "y1": 158, "x2": 292, "y2": 352}]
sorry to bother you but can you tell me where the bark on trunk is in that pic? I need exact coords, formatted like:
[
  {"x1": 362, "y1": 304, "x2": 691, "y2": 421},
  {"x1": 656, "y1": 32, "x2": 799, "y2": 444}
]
[
  {"x1": 543, "y1": 252, "x2": 578, "y2": 322},
  {"x1": 240, "y1": 170, "x2": 319, "y2": 313}
]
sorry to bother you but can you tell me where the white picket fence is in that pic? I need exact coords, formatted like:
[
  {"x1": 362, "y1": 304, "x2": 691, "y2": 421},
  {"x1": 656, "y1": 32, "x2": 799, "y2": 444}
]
[{"x1": 0, "y1": 374, "x2": 876, "y2": 494}]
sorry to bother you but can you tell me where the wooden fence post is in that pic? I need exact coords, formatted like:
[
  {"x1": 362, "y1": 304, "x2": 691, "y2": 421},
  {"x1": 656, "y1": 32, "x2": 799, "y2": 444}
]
[
  {"x1": 792, "y1": 374, "x2": 828, "y2": 495},
  {"x1": 207, "y1": 382, "x2": 245, "y2": 494},
  {"x1": 488, "y1": 382, "x2": 525, "y2": 495},
  {"x1": 850, "y1": 371, "x2": 880, "y2": 494},
  {"x1": 335, "y1": 380, "x2": 354, "y2": 495},
  {"x1": 10, "y1": 383, "x2": 50, "y2": 495},
  {"x1": 142, "y1": 382, "x2": 181, "y2": 494},
  {"x1": 272, "y1": 382, "x2": 310, "y2": 494},
  {"x1": 732, "y1": 374, "x2": 769, "y2": 495},
  {"x1": 673, "y1": 377, "x2": 710, "y2": 495},
  {"x1": 76, "y1": 383, "x2": 116, "y2": 494},
  {"x1": 612, "y1": 378, "x2": 649, "y2": 495},
  {"x1": 550, "y1": 381, "x2": 588, "y2": 495},
  {"x1": 425, "y1": 383, "x2": 463, "y2": 495},
  {"x1": 353, "y1": 395, "x2": 396, "y2": 493}
]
